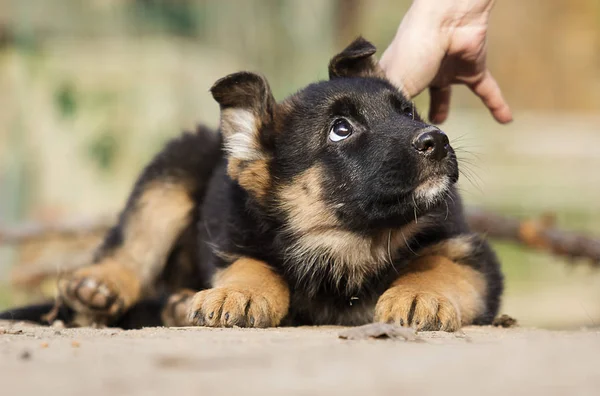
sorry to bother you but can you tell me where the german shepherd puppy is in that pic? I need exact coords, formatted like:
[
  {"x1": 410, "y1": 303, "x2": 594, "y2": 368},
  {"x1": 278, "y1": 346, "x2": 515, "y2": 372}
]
[{"x1": 0, "y1": 38, "x2": 503, "y2": 331}]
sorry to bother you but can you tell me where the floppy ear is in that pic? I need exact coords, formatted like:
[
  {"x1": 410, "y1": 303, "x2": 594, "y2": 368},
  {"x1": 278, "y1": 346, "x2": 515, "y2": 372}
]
[
  {"x1": 210, "y1": 72, "x2": 276, "y2": 200},
  {"x1": 329, "y1": 37, "x2": 386, "y2": 79}
]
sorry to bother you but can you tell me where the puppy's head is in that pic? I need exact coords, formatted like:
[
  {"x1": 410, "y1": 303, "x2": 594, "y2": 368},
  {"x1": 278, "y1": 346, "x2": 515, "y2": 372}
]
[{"x1": 211, "y1": 37, "x2": 458, "y2": 235}]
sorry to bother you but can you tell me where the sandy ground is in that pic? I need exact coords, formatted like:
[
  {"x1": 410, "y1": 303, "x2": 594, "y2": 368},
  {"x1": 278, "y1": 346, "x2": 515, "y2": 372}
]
[{"x1": 1, "y1": 321, "x2": 600, "y2": 396}]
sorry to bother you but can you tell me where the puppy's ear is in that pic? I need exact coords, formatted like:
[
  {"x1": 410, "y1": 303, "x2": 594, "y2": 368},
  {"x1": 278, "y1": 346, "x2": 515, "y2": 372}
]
[
  {"x1": 211, "y1": 72, "x2": 276, "y2": 200},
  {"x1": 329, "y1": 37, "x2": 385, "y2": 79},
  {"x1": 211, "y1": 72, "x2": 275, "y2": 161}
]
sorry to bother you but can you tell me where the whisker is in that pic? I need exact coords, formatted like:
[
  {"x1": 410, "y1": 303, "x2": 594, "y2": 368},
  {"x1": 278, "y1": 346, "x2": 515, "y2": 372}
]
[
  {"x1": 453, "y1": 146, "x2": 482, "y2": 157},
  {"x1": 401, "y1": 230, "x2": 419, "y2": 256},
  {"x1": 456, "y1": 157, "x2": 482, "y2": 166},
  {"x1": 460, "y1": 164, "x2": 484, "y2": 186},
  {"x1": 450, "y1": 133, "x2": 470, "y2": 142},
  {"x1": 385, "y1": 230, "x2": 399, "y2": 275},
  {"x1": 411, "y1": 194, "x2": 418, "y2": 224},
  {"x1": 444, "y1": 198, "x2": 450, "y2": 221},
  {"x1": 445, "y1": 189, "x2": 456, "y2": 206},
  {"x1": 459, "y1": 169, "x2": 484, "y2": 194},
  {"x1": 452, "y1": 141, "x2": 482, "y2": 149}
]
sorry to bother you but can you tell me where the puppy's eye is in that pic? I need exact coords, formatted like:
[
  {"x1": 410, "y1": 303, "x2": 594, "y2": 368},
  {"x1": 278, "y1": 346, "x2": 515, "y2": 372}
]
[
  {"x1": 329, "y1": 119, "x2": 353, "y2": 142},
  {"x1": 403, "y1": 106, "x2": 414, "y2": 119}
]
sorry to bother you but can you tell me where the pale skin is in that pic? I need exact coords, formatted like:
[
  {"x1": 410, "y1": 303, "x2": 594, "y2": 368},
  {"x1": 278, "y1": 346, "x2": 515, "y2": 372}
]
[{"x1": 380, "y1": 0, "x2": 512, "y2": 124}]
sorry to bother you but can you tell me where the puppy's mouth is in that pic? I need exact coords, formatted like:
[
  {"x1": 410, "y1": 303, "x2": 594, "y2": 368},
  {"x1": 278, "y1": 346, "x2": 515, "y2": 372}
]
[
  {"x1": 412, "y1": 175, "x2": 452, "y2": 207},
  {"x1": 335, "y1": 167, "x2": 458, "y2": 231},
  {"x1": 369, "y1": 174, "x2": 452, "y2": 210}
]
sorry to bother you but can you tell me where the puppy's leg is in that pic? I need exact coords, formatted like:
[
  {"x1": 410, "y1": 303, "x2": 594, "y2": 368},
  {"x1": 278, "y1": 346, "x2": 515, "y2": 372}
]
[
  {"x1": 188, "y1": 258, "x2": 290, "y2": 328},
  {"x1": 58, "y1": 128, "x2": 221, "y2": 325},
  {"x1": 59, "y1": 182, "x2": 196, "y2": 324},
  {"x1": 374, "y1": 235, "x2": 502, "y2": 331}
]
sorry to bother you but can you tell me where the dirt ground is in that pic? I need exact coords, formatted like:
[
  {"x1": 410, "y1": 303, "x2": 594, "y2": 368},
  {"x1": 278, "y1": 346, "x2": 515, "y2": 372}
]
[{"x1": 1, "y1": 321, "x2": 600, "y2": 396}]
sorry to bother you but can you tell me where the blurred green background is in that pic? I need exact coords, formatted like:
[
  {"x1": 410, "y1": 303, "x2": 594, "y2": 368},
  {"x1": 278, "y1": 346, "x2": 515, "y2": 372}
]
[{"x1": 0, "y1": 0, "x2": 599, "y2": 328}]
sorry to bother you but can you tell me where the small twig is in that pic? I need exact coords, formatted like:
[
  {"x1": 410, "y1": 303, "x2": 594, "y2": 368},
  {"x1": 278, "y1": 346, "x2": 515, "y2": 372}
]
[
  {"x1": 10, "y1": 251, "x2": 95, "y2": 287},
  {"x1": 466, "y1": 208, "x2": 600, "y2": 266},
  {"x1": 0, "y1": 215, "x2": 113, "y2": 245}
]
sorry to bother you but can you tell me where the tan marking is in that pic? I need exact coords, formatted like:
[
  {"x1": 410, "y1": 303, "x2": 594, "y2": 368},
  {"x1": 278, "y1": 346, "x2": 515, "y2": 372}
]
[
  {"x1": 277, "y1": 166, "x2": 339, "y2": 233},
  {"x1": 375, "y1": 255, "x2": 487, "y2": 331},
  {"x1": 227, "y1": 157, "x2": 242, "y2": 179},
  {"x1": 220, "y1": 107, "x2": 272, "y2": 201},
  {"x1": 417, "y1": 235, "x2": 476, "y2": 262},
  {"x1": 114, "y1": 182, "x2": 195, "y2": 287},
  {"x1": 227, "y1": 158, "x2": 271, "y2": 201},
  {"x1": 188, "y1": 258, "x2": 290, "y2": 328},
  {"x1": 277, "y1": 166, "x2": 423, "y2": 291},
  {"x1": 210, "y1": 267, "x2": 226, "y2": 286},
  {"x1": 236, "y1": 159, "x2": 271, "y2": 200}
]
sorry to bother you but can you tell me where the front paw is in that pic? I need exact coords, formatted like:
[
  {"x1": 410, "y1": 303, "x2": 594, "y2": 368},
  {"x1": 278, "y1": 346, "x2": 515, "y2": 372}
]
[
  {"x1": 187, "y1": 287, "x2": 284, "y2": 328},
  {"x1": 374, "y1": 288, "x2": 461, "y2": 332}
]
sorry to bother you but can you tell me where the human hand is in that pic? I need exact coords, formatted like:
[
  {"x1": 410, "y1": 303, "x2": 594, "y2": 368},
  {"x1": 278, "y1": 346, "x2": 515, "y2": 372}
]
[{"x1": 380, "y1": 0, "x2": 512, "y2": 124}]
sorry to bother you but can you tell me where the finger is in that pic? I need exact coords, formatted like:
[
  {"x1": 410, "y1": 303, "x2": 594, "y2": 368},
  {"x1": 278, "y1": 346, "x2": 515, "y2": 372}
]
[
  {"x1": 428, "y1": 86, "x2": 452, "y2": 124},
  {"x1": 469, "y1": 70, "x2": 513, "y2": 124}
]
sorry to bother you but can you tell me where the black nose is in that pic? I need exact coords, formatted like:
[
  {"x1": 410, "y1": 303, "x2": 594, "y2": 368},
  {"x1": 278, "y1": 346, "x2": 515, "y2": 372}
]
[{"x1": 412, "y1": 128, "x2": 450, "y2": 160}]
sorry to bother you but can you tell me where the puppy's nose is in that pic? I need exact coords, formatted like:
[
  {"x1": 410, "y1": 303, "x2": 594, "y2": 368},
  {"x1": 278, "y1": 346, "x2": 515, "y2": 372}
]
[{"x1": 412, "y1": 128, "x2": 449, "y2": 161}]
